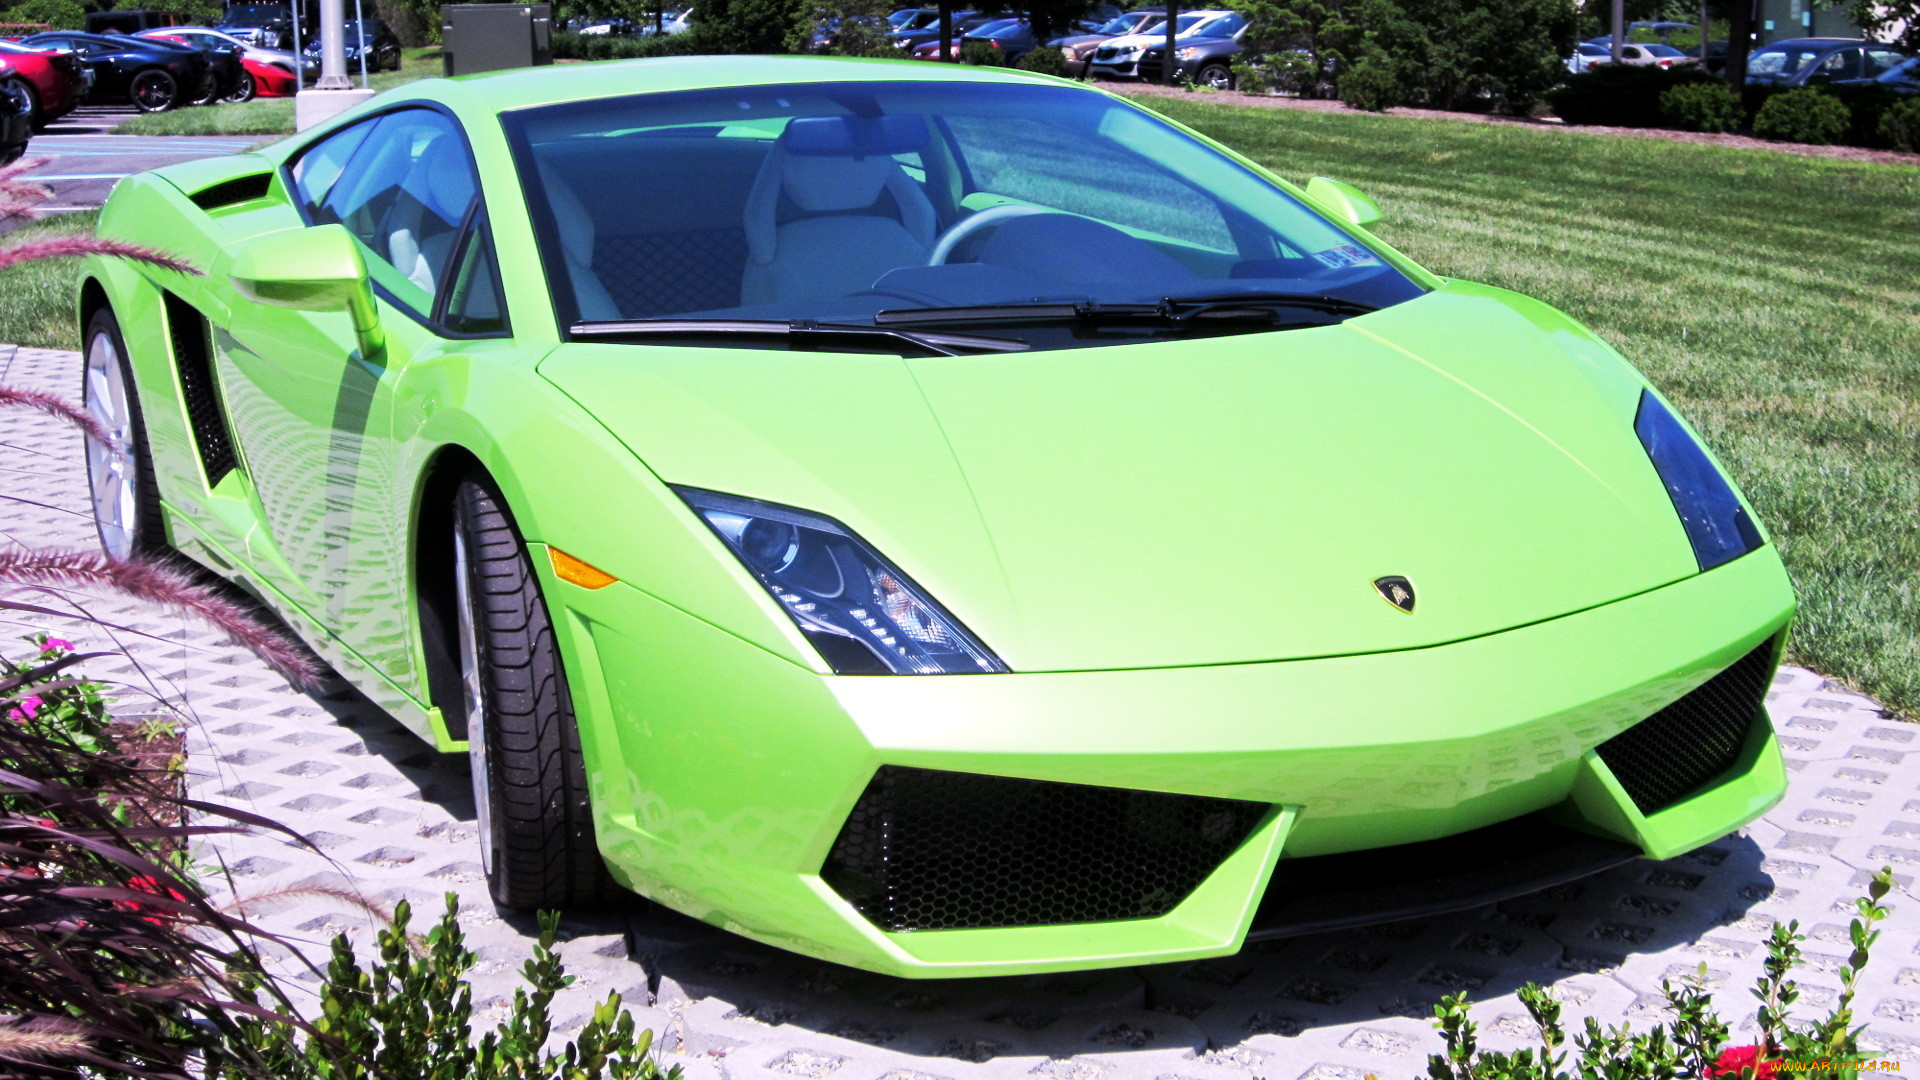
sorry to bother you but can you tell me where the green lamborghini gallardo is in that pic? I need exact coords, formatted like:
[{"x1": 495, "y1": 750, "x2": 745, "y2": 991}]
[{"x1": 78, "y1": 56, "x2": 1793, "y2": 978}]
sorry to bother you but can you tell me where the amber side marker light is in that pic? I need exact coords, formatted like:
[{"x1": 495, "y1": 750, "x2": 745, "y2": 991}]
[{"x1": 549, "y1": 547, "x2": 617, "y2": 589}]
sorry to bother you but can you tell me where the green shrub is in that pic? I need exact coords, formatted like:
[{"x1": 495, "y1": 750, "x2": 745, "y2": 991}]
[
  {"x1": 959, "y1": 39, "x2": 1007, "y2": 66},
  {"x1": 1430, "y1": 868, "x2": 1897, "y2": 1078},
  {"x1": 1014, "y1": 45, "x2": 1069, "y2": 77},
  {"x1": 1882, "y1": 97, "x2": 1920, "y2": 152},
  {"x1": 551, "y1": 28, "x2": 715, "y2": 61},
  {"x1": 1658, "y1": 81, "x2": 1743, "y2": 132},
  {"x1": 3, "y1": 0, "x2": 83, "y2": 29},
  {"x1": 1338, "y1": 52, "x2": 1407, "y2": 112},
  {"x1": 1229, "y1": 57, "x2": 1272, "y2": 95},
  {"x1": 1546, "y1": 64, "x2": 1719, "y2": 126},
  {"x1": 1824, "y1": 81, "x2": 1907, "y2": 148},
  {"x1": 1752, "y1": 88, "x2": 1851, "y2": 144}
]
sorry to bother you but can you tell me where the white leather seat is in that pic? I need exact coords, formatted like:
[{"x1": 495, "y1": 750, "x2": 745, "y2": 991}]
[
  {"x1": 539, "y1": 164, "x2": 621, "y2": 321},
  {"x1": 385, "y1": 142, "x2": 473, "y2": 299},
  {"x1": 740, "y1": 128, "x2": 938, "y2": 306}
]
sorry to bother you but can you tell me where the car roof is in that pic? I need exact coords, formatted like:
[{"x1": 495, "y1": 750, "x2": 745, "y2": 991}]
[
  {"x1": 1758, "y1": 37, "x2": 1875, "y2": 47},
  {"x1": 396, "y1": 54, "x2": 1099, "y2": 116}
]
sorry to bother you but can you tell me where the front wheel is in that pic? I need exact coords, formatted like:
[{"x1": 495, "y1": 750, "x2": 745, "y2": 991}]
[
  {"x1": 220, "y1": 70, "x2": 255, "y2": 103},
  {"x1": 451, "y1": 475, "x2": 611, "y2": 910},
  {"x1": 8, "y1": 78, "x2": 40, "y2": 130},
  {"x1": 129, "y1": 68, "x2": 178, "y2": 112},
  {"x1": 1196, "y1": 61, "x2": 1232, "y2": 90},
  {"x1": 81, "y1": 308, "x2": 169, "y2": 561}
]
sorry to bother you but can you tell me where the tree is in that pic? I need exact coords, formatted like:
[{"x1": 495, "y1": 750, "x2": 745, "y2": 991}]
[
  {"x1": 1837, "y1": 0, "x2": 1920, "y2": 51},
  {"x1": 1235, "y1": 0, "x2": 1371, "y2": 98},
  {"x1": 692, "y1": 0, "x2": 801, "y2": 52},
  {"x1": 4, "y1": 0, "x2": 84, "y2": 30}
]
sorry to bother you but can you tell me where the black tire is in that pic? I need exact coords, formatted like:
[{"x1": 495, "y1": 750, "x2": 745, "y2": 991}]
[
  {"x1": 130, "y1": 68, "x2": 178, "y2": 113},
  {"x1": 81, "y1": 307, "x2": 170, "y2": 560},
  {"x1": 451, "y1": 474, "x2": 611, "y2": 909},
  {"x1": 221, "y1": 70, "x2": 255, "y2": 103},
  {"x1": 8, "y1": 78, "x2": 40, "y2": 131},
  {"x1": 1197, "y1": 61, "x2": 1232, "y2": 90}
]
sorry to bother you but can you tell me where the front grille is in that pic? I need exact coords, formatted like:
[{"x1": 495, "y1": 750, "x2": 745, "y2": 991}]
[
  {"x1": 1093, "y1": 46, "x2": 1120, "y2": 61},
  {"x1": 1596, "y1": 636, "x2": 1778, "y2": 815},
  {"x1": 823, "y1": 766, "x2": 1268, "y2": 932}
]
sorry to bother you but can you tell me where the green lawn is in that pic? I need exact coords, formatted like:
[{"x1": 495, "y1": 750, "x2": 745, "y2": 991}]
[
  {"x1": 1139, "y1": 96, "x2": 1920, "y2": 718},
  {"x1": 8, "y1": 97, "x2": 1917, "y2": 715},
  {"x1": 110, "y1": 47, "x2": 442, "y2": 136},
  {"x1": 0, "y1": 210, "x2": 101, "y2": 354}
]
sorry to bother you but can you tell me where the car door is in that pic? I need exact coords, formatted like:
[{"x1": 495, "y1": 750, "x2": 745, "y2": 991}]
[{"x1": 216, "y1": 106, "x2": 502, "y2": 695}]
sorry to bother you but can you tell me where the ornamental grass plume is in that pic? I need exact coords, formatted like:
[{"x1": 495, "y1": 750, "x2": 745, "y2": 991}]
[
  {"x1": 0, "y1": 384, "x2": 113, "y2": 446},
  {"x1": 0, "y1": 1018, "x2": 93, "y2": 1069},
  {"x1": 0, "y1": 548, "x2": 323, "y2": 689}
]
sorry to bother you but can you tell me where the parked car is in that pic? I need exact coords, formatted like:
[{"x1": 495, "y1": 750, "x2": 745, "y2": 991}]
[
  {"x1": 0, "y1": 37, "x2": 89, "y2": 128},
  {"x1": 1583, "y1": 42, "x2": 1699, "y2": 69},
  {"x1": 300, "y1": 19, "x2": 402, "y2": 79},
  {"x1": 810, "y1": 14, "x2": 890, "y2": 52},
  {"x1": 1050, "y1": 10, "x2": 1160, "y2": 76},
  {"x1": 125, "y1": 27, "x2": 247, "y2": 105},
  {"x1": 141, "y1": 28, "x2": 296, "y2": 101},
  {"x1": 1565, "y1": 41, "x2": 1611, "y2": 74},
  {"x1": 83, "y1": 8, "x2": 183, "y2": 34},
  {"x1": 1745, "y1": 37, "x2": 1911, "y2": 86},
  {"x1": 1837, "y1": 54, "x2": 1920, "y2": 94},
  {"x1": 0, "y1": 70, "x2": 31, "y2": 161},
  {"x1": 217, "y1": 2, "x2": 304, "y2": 49},
  {"x1": 909, "y1": 15, "x2": 1021, "y2": 59},
  {"x1": 19, "y1": 30, "x2": 209, "y2": 112},
  {"x1": 1088, "y1": 9, "x2": 1244, "y2": 79},
  {"x1": 892, "y1": 11, "x2": 1004, "y2": 52},
  {"x1": 78, "y1": 54, "x2": 1799, "y2": 980},
  {"x1": 888, "y1": 8, "x2": 942, "y2": 31},
  {"x1": 960, "y1": 18, "x2": 1039, "y2": 63},
  {"x1": 1138, "y1": 22, "x2": 1246, "y2": 87}
]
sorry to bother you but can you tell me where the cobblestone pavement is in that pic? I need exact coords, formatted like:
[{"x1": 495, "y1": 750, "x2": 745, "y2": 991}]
[{"x1": 3, "y1": 342, "x2": 1916, "y2": 1077}]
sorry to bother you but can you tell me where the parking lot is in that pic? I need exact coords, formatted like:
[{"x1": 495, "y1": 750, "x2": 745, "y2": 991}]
[{"x1": 13, "y1": 104, "x2": 256, "y2": 213}]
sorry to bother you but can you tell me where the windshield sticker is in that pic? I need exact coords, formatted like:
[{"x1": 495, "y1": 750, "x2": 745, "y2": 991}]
[{"x1": 1312, "y1": 244, "x2": 1382, "y2": 270}]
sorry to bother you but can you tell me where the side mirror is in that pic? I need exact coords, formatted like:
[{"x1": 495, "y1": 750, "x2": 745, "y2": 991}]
[
  {"x1": 229, "y1": 223, "x2": 385, "y2": 362},
  {"x1": 1304, "y1": 176, "x2": 1382, "y2": 228}
]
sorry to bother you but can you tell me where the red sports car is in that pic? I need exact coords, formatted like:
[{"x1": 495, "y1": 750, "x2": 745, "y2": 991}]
[{"x1": 0, "y1": 38, "x2": 88, "y2": 128}]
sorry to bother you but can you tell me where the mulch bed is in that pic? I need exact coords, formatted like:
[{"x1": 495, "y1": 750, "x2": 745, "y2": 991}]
[{"x1": 1111, "y1": 83, "x2": 1920, "y2": 167}]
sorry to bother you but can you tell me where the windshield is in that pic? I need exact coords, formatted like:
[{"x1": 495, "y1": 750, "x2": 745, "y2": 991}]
[
  {"x1": 1096, "y1": 15, "x2": 1138, "y2": 33},
  {"x1": 1881, "y1": 57, "x2": 1920, "y2": 83},
  {"x1": 1747, "y1": 46, "x2": 1819, "y2": 75},
  {"x1": 505, "y1": 80, "x2": 1422, "y2": 351}
]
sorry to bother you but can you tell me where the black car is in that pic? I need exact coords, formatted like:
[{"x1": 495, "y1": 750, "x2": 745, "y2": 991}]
[
  {"x1": 0, "y1": 81, "x2": 30, "y2": 163},
  {"x1": 1745, "y1": 37, "x2": 1911, "y2": 87},
  {"x1": 1139, "y1": 23, "x2": 1246, "y2": 87},
  {"x1": 1838, "y1": 55, "x2": 1920, "y2": 94},
  {"x1": 300, "y1": 19, "x2": 402, "y2": 78},
  {"x1": 19, "y1": 31, "x2": 210, "y2": 112},
  {"x1": 217, "y1": 2, "x2": 305, "y2": 50},
  {"x1": 961, "y1": 18, "x2": 1039, "y2": 63},
  {"x1": 892, "y1": 11, "x2": 1006, "y2": 52}
]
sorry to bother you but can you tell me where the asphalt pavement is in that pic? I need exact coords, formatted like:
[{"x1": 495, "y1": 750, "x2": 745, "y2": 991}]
[{"x1": 15, "y1": 104, "x2": 261, "y2": 213}]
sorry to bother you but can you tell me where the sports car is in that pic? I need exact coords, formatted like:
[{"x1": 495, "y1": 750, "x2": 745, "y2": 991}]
[{"x1": 77, "y1": 57, "x2": 1794, "y2": 978}]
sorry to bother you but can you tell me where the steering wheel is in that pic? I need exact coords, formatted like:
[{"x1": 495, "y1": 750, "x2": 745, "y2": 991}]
[{"x1": 927, "y1": 204, "x2": 1060, "y2": 265}]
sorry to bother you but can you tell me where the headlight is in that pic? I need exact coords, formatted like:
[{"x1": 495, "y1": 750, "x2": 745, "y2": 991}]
[
  {"x1": 679, "y1": 487, "x2": 1006, "y2": 675},
  {"x1": 1177, "y1": 46, "x2": 1201, "y2": 59},
  {"x1": 1635, "y1": 389, "x2": 1762, "y2": 571}
]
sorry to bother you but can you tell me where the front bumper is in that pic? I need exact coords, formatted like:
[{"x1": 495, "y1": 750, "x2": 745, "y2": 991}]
[
  {"x1": 1088, "y1": 57, "x2": 1142, "y2": 78},
  {"x1": 543, "y1": 545, "x2": 1793, "y2": 978}
]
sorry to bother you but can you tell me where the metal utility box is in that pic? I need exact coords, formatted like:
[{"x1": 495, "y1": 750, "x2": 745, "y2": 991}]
[{"x1": 440, "y1": 3, "x2": 551, "y2": 77}]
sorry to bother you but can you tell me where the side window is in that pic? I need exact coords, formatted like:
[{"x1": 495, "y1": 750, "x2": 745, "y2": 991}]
[
  {"x1": 440, "y1": 215, "x2": 508, "y2": 335},
  {"x1": 290, "y1": 117, "x2": 375, "y2": 217},
  {"x1": 1867, "y1": 49, "x2": 1905, "y2": 76},
  {"x1": 309, "y1": 109, "x2": 479, "y2": 315}
]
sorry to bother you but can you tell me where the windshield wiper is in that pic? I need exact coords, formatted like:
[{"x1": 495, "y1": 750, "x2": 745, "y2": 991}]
[
  {"x1": 874, "y1": 291, "x2": 1377, "y2": 328},
  {"x1": 571, "y1": 319, "x2": 1029, "y2": 357}
]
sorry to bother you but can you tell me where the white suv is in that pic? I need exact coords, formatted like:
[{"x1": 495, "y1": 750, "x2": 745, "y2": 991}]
[{"x1": 1087, "y1": 9, "x2": 1244, "y2": 79}]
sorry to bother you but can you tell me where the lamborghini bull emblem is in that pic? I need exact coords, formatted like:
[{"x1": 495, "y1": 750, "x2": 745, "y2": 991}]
[{"x1": 1373, "y1": 576, "x2": 1416, "y2": 613}]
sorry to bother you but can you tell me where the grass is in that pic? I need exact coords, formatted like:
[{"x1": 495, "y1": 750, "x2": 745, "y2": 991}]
[
  {"x1": 1137, "y1": 96, "x2": 1920, "y2": 717},
  {"x1": 0, "y1": 209, "x2": 100, "y2": 353},
  {"x1": 6, "y1": 96, "x2": 1916, "y2": 714},
  {"x1": 109, "y1": 47, "x2": 442, "y2": 136}
]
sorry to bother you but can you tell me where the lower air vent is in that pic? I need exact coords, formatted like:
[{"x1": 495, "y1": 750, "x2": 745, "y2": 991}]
[
  {"x1": 1596, "y1": 636, "x2": 1779, "y2": 815},
  {"x1": 188, "y1": 172, "x2": 272, "y2": 211},
  {"x1": 162, "y1": 292, "x2": 237, "y2": 485},
  {"x1": 822, "y1": 766, "x2": 1268, "y2": 932}
]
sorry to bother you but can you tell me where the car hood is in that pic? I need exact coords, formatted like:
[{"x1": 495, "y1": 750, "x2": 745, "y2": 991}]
[{"x1": 537, "y1": 282, "x2": 1699, "y2": 672}]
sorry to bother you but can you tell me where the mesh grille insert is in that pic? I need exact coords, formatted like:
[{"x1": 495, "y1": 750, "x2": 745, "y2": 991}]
[
  {"x1": 822, "y1": 766, "x2": 1268, "y2": 933},
  {"x1": 1596, "y1": 636, "x2": 1778, "y2": 815},
  {"x1": 162, "y1": 292, "x2": 236, "y2": 486}
]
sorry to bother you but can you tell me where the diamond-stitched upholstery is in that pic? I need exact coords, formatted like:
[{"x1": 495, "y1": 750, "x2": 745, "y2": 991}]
[{"x1": 594, "y1": 228, "x2": 749, "y2": 317}]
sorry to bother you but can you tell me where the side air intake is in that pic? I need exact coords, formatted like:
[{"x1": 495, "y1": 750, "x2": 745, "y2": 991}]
[
  {"x1": 188, "y1": 173, "x2": 272, "y2": 211},
  {"x1": 162, "y1": 292, "x2": 237, "y2": 485}
]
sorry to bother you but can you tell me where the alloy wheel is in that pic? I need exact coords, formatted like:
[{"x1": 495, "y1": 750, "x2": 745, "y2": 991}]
[
  {"x1": 452, "y1": 526, "x2": 496, "y2": 877},
  {"x1": 82, "y1": 330, "x2": 136, "y2": 561}
]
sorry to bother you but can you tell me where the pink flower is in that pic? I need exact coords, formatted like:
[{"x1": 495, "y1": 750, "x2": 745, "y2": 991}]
[
  {"x1": 7, "y1": 694, "x2": 43, "y2": 721},
  {"x1": 39, "y1": 637, "x2": 72, "y2": 653},
  {"x1": 1703, "y1": 1045, "x2": 1781, "y2": 1080}
]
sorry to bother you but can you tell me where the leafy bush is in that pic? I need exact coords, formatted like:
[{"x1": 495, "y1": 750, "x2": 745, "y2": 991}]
[
  {"x1": 1429, "y1": 868, "x2": 1896, "y2": 1078},
  {"x1": 1659, "y1": 81, "x2": 1743, "y2": 133},
  {"x1": 1547, "y1": 64, "x2": 1719, "y2": 126},
  {"x1": 1015, "y1": 45, "x2": 1069, "y2": 77},
  {"x1": 960, "y1": 39, "x2": 1007, "y2": 66},
  {"x1": 1229, "y1": 57, "x2": 1273, "y2": 95},
  {"x1": 1342, "y1": 0, "x2": 1577, "y2": 114},
  {"x1": 690, "y1": 0, "x2": 801, "y2": 55},
  {"x1": 1752, "y1": 88, "x2": 1851, "y2": 144},
  {"x1": 550, "y1": 29, "x2": 715, "y2": 61},
  {"x1": 1882, "y1": 97, "x2": 1920, "y2": 152},
  {"x1": 212, "y1": 895, "x2": 683, "y2": 1080},
  {"x1": 1338, "y1": 52, "x2": 1407, "y2": 111},
  {"x1": 1825, "y1": 82, "x2": 1908, "y2": 148},
  {"x1": 2, "y1": 0, "x2": 82, "y2": 29}
]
